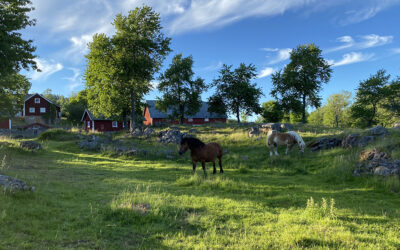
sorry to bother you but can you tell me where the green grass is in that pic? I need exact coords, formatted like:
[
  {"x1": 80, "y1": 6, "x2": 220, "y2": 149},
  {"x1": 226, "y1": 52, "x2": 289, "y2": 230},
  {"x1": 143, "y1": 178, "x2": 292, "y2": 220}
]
[{"x1": 1, "y1": 125, "x2": 400, "y2": 249}]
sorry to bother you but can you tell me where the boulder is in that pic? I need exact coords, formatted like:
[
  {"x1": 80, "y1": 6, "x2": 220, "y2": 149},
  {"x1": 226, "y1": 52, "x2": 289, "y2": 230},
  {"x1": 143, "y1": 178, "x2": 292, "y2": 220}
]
[
  {"x1": 308, "y1": 137, "x2": 342, "y2": 151},
  {"x1": 158, "y1": 129, "x2": 187, "y2": 144},
  {"x1": 131, "y1": 127, "x2": 144, "y2": 137},
  {"x1": 248, "y1": 126, "x2": 260, "y2": 138},
  {"x1": 357, "y1": 148, "x2": 399, "y2": 177},
  {"x1": 358, "y1": 136, "x2": 375, "y2": 147},
  {"x1": 260, "y1": 123, "x2": 281, "y2": 131},
  {"x1": 369, "y1": 125, "x2": 388, "y2": 136},
  {"x1": 143, "y1": 128, "x2": 155, "y2": 138},
  {"x1": 341, "y1": 134, "x2": 360, "y2": 148},
  {"x1": 374, "y1": 166, "x2": 391, "y2": 176},
  {"x1": 280, "y1": 123, "x2": 294, "y2": 131},
  {"x1": 0, "y1": 175, "x2": 34, "y2": 192},
  {"x1": 393, "y1": 123, "x2": 400, "y2": 129},
  {"x1": 20, "y1": 141, "x2": 42, "y2": 151}
]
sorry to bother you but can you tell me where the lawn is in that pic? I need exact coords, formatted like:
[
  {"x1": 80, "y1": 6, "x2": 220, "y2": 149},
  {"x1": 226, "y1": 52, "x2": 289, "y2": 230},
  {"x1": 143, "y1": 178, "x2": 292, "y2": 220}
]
[{"x1": 0, "y1": 125, "x2": 400, "y2": 249}]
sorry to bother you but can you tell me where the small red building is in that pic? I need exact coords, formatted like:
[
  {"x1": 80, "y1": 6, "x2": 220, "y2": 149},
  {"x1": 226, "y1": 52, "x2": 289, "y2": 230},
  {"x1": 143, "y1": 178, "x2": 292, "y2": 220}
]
[
  {"x1": 143, "y1": 100, "x2": 227, "y2": 126},
  {"x1": 81, "y1": 109, "x2": 126, "y2": 132},
  {"x1": 23, "y1": 93, "x2": 61, "y2": 125},
  {"x1": 0, "y1": 118, "x2": 11, "y2": 130}
]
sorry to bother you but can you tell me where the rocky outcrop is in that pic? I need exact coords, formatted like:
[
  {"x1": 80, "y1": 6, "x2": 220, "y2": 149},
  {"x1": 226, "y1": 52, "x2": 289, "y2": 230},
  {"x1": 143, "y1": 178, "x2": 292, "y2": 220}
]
[
  {"x1": 259, "y1": 123, "x2": 282, "y2": 134},
  {"x1": 280, "y1": 123, "x2": 294, "y2": 131},
  {"x1": 158, "y1": 129, "x2": 187, "y2": 144},
  {"x1": 19, "y1": 141, "x2": 42, "y2": 151},
  {"x1": 143, "y1": 128, "x2": 155, "y2": 138},
  {"x1": 307, "y1": 138, "x2": 342, "y2": 152},
  {"x1": 369, "y1": 125, "x2": 388, "y2": 136},
  {"x1": 355, "y1": 148, "x2": 400, "y2": 177},
  {"x1": 341, "y1": 134, "x2": 376, "y2": 148},
  {"x1": 0, "y1": 175, "x2": 35, "y2": 192}
]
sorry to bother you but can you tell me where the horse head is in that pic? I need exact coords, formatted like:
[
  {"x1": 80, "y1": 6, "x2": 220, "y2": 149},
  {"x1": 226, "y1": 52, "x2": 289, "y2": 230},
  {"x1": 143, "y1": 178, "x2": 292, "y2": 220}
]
[{"x1": 179, "y1": 138, "x2": 189, "y2": 155}]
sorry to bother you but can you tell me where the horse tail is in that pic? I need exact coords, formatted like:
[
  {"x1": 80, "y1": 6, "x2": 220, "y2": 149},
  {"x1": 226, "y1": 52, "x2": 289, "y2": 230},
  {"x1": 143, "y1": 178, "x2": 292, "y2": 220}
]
[{"x1": 286, "y1": 131, "x2": 305, "y2": 149}]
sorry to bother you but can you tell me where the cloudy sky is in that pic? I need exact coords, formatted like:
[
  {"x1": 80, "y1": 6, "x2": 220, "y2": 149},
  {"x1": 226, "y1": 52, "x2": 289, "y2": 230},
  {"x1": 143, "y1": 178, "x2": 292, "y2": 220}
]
[{"x1": 22, "y1": 0, "x2": 400, "y2": 112}]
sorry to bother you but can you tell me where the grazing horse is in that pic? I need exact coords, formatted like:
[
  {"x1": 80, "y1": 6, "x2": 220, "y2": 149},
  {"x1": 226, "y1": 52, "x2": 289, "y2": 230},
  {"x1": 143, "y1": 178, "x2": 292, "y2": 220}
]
[
  {"x1": 179, "y1": 137, "x2": 224, "y2": 175},
  {"x1": 267, "y1": 130, "x2": 305, "y2": 156}
]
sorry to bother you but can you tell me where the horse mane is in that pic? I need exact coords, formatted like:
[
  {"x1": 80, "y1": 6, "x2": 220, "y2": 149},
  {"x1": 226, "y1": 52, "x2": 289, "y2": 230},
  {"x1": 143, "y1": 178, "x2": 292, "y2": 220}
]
[
  {"x1": 286, "y1": 131, "x2": 305, "y2": 148},
  {"x1": 181, "y1": 137, "x2": 205, "y2": 149}
]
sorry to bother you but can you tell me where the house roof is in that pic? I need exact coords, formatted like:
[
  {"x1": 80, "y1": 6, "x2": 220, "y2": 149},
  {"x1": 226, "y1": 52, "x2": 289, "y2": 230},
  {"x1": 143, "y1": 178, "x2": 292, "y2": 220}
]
[
  {"x1": 145, "y1": 100, "x2": 227, "y2": 119},
  {"x1": 81, "y1": 109, "x2": 113, "y2": 122},
  {"x1": 24, "y1": 93, "x2": 60, "y2": 107}
]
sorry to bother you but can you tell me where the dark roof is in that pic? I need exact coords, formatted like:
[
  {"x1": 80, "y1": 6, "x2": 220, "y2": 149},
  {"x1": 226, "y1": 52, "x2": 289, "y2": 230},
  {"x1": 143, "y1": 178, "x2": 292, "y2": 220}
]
[
  {"x1": 81, "y1": 109, "x2": 113, "y2": 122},
  {"x1": 24, "y1": 93, "x2": 60, "y2": 107},
  {"x1": 146, "y1": 100, "x2": 227, "y2": 119}
]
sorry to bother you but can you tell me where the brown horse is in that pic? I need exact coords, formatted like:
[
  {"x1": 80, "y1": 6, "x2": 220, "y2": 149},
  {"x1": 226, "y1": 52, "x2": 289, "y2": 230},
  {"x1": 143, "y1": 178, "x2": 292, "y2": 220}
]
[
  {"x1": 267, "y1": 130, "x2": 305, "y2": 156},
  {"x1": 179, "y1": 137, "x2": 224, "y2": 175}
]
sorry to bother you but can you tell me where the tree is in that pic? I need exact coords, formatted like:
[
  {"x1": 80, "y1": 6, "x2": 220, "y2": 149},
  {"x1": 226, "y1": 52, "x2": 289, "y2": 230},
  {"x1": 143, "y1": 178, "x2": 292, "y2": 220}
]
[
  {"x1": 63, "y1": 90, "x2": 88, "y2": 125},
  {"x1": 156, "y1": 54, "x2": 206, "y2": 124},
  {"x1": 350, "y1": 70, "x2": 390, "y2": 127},
  {"x1": 208, "y1": 63, "x2": 263, "y2": 123},
  {"x1": 323, "y1": 91, "x2": 351, "y2": 128},
  {"x1": 271, "y1": 43, "x2": 332, "y2": 123},
  {"x1": 308, "y1": 107, "x2": 326, "y2": 125},
  {"x1": 260, "y1": 101, "x2": 283, "y2": 123},
  {"x1": 382, "y1": 77, "x2": 400, "y2": 118},
  {"x1": 84, "y1": 6, "x2": 171, "y2": 131},
  {"x1": 0, "y1": 0, "x2": 37, "y2": 117}
]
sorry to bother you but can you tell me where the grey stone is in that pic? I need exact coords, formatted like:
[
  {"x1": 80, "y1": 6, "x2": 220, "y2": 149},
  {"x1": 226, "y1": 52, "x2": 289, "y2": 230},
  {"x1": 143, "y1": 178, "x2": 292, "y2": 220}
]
[
  {"x1": 308, "y1": 137, "x2": 342, "y2": 151},
  {"x1": 393, "y1": 123, "x2": 400, "y2": 129},
  {"x1": 20, "y1": 141, "x2": 42, "y2": 151},
  {"x1": 280, "y1": 123, "x2": 294, "y2": 131},
  {"x1": 374, "y1": 166, "x2": 391, "y2": 176},
  {"x1": 358, "y1": 136, "x2": 375, "y2": 147},
  {"x1": 369, "y1": 125, "x2": 388, "y2": 136},
  {"x1": 143, "y1": 128, "x2": 155, "y2": 137},
  {"x1": 0, "y1": 175, "x2": 34, "y2": 192},
  {"x1": 158, "y1": 129, "x2": 185, "y2": 144},
  {"x1": 341, "y1": 134, "x2": 360, "y2": 148},
  {"x1": 260, "y1": 123, "x2": 282, "y2": 133}
]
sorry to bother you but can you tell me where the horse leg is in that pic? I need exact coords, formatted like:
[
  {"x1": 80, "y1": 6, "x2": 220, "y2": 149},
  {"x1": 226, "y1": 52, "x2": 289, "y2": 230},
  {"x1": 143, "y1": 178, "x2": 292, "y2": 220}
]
[
  {"x1": 274, "y1": 143, "x2": 279, "y2": 156},
  {"x1": 286, "y1": 143, "x2": 294, "y2": 154},
  {"x1": 212, "y1": 161, "x2": 216, "y2": 174},
  {"x1": 201, "y1": 161, "x2": 207, "y2": 176},
  {"x1": 218, "y1": 156, "x2": 224, "y2": 173},
  {"x1": 192, "y1": 161, "x2": 197, "y2": 174}
]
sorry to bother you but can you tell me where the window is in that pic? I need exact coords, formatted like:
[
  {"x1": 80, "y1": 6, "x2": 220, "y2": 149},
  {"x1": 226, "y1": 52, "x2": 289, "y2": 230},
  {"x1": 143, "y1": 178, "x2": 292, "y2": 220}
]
[
  {"x1": 112, "y1": 121, "x2": 118, "y2": 128},
  {"x1": 87, "y1": 121, "x2": 90, "y2": 128},
  {"x1": 35, "y1": 98, "x2": 40, "y2": 103},
  {"x1": 29, "y1": 107, "x2": 35, "y2": 113},
  {"x1": 205, "y1": 118, "x2": 209, "y2": 122},
  {"x1": 188, "y1": 118, "x2": 193, "y2": 122},
  {"x1": 40, "y1": 107, "x2": 46, "y2": 113}
]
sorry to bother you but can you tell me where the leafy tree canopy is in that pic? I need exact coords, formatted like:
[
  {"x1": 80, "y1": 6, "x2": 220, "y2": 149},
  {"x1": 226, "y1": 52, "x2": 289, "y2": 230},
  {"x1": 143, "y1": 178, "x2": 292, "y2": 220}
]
[{"x1": 260, "y1": 100, "x2": 283, "y2": 123}]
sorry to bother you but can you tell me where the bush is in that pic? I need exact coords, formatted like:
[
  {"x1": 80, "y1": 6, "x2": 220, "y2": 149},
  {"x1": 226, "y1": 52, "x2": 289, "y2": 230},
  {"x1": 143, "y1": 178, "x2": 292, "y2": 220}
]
[{"x1": 38, "y1": 129, "x2": 75, "y2": 141}]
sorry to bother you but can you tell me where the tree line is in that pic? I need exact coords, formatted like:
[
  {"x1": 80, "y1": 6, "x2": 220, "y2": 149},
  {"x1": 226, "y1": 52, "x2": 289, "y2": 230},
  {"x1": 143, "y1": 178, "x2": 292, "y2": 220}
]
[{"x1": 2, "y1": 1, "x2": 400, "y2": 129}]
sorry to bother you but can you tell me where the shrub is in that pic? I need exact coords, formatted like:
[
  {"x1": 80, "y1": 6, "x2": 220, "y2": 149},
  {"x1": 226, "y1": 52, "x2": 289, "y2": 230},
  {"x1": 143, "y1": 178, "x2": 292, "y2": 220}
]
[{"x1": 38, "y1": 129, "x2": 75, "y2": 141}]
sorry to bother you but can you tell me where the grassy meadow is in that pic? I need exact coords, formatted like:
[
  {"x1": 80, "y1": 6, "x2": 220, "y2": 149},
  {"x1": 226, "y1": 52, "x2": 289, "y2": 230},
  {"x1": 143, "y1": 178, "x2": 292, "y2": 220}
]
[{"x1": 1, "y1": 125, "x2": 400, "y2": 249}]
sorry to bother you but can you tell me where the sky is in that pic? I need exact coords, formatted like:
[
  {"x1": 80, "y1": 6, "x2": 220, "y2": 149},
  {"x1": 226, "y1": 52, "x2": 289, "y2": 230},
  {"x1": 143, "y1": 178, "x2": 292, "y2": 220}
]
[{"x1": 20, "y1": 0, "x2": 400, "y2": 119}]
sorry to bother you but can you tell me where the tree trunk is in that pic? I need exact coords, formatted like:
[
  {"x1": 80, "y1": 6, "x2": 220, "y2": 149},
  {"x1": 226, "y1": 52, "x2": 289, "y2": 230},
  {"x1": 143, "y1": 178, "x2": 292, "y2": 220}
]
[
  {"x1": 180, "y1": 104, "x2": 185, "y2": 125},
  {"x1": 130, "y1": 91, "x2": 136, "y2": 133},
  {"x1": 335, "y1": 115, "x2": 339, "y2": 128},
  {"x1": 302, "y1": 94, "x2": 306, "y2": 124},
  {"x1": 236, "y1": 107, "x2": 241, "y2": 123}
]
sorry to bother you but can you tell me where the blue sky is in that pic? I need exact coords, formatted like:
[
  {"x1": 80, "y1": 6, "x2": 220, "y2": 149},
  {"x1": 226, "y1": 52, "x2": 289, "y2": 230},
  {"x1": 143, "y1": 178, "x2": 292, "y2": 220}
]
[{"x1": 21, "y1": 0, "x2": 400, "y2": 118}]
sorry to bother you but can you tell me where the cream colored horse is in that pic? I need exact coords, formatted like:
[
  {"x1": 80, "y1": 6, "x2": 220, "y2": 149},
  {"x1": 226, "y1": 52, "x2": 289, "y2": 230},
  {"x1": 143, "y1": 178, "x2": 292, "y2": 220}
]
[{"x1": 267, "y1": 130, "x2": 305, "y2": 156}]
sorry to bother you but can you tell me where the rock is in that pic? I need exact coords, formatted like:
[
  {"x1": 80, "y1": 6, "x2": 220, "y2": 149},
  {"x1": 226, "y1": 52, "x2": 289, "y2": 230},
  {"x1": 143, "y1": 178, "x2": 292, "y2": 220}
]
[
  {"x1": 341, "y1": 134, "x2": 360, "y2": 148},
  {"x1": 374, "y1": 166, "x2": 391, "y2": 176},
  {"x1": 369, "y1": 125, "x2": 388, "y2": 136},
  {"x1": 259, "y1": 123, "x2": 282, "y2": 133},
  {"x1": 280, "y1": 123, "x2": 294, "y2": 131},
  {"x1": 359, "y1": 148, "x2": 391, "y2": 162},
  {"x1": 358, "y1": 136, "x2": 375, "y2": 147},
  {"x1": 308, "y1": 137, "x2": 342, "y2": 151},
  {"x1": 131, "y1": 127, "x2": 143, "y2": 137},
  {"x1": 189, "y1": 128, "x2": 198, "y2": 134},
  {"x1": 125, "y1": 149, "x2": 137, "y2": 156},
  {"x1": 248, "y1": 126, "x2": 260, "y2": 138},
  {"x1": 393, "y1": 123, "x2": 400, "y2": 129},
  {"x1": 0, "y1": 175, "x2": 34, "y2": 192},
  {"x1": 158, "y1": 129, "x2": 186, "y2": 144},
  {"x1": 143, "y1": 128, "x2": 155, "y2": 138},
  {"x1": 19, "y1": 141, "x2": 42, "y2": 151}
]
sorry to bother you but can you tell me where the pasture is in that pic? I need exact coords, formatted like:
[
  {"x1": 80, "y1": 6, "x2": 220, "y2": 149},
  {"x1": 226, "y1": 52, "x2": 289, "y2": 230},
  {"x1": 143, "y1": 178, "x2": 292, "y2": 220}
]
[{"x1": 1, "y1": 125, "x2": 400, "y2": 249}]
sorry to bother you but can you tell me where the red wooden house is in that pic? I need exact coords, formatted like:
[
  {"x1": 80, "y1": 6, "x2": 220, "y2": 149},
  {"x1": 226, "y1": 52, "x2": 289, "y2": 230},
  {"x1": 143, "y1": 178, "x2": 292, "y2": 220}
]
[
  {"x1": 143, "y1": 100, "x2": 227, "y2": 126},
  {"x1": 0, "y1": 118, "x2": 11, "y2": 130},
  {"x1": 23, "y1": 93, "x2": 61, "y2": 125},
  {"x1": 81, "y1": 109, "x2": 126, "y2": 132}
]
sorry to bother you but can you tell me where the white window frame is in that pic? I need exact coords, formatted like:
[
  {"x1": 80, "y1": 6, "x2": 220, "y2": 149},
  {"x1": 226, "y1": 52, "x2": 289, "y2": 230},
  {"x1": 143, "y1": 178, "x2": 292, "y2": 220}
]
[
  {"x1": 40, "y1": 107, "x2": 46, "y2": 113},
  {"x1": 112, "y1": 121, "x2": 118, "y2": 128},
  {"x1": 205, "y1": 118, "x2": 209, "y2": 122},
  {"x1": 188, "y1": 118, "x2": 193, "y2": 122},
  {"x1": 87, "y1": 121, "x2": 91, "y2": 128},
  {"x1": 29, "y1": 107, "x2": 35, "y2": 113},
  {"x1": 35, "y1": 98, "x2": 40, "y2": 104}
]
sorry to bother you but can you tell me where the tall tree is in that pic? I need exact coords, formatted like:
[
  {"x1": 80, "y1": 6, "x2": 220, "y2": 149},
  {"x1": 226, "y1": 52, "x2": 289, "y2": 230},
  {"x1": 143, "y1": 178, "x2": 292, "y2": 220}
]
[
  {"x1": 64, "y1": 90, "x2": 88, "y2": 124},
  {"x1": 382, "y1": 77, "x2": 400, "y2": 117},
  {"x1": 350, "y1": 69, "x2": 390, "y2": 127},
  {"x1": 323, "y1": 91, "x2": 352, "y2": 128},
  {"x1": 260, "y1": 100, "x2": 283, "y2": 123},
  {"x1": 85, "y1": 6, "x2": 171, "y2": 131},
  {"x1": 208, "y1": 63, "x2": 263, "y2": 123},
  {"x1": 271, "y1": 43, "x2": 332, "y2": 123},
  {"x1": 0, "y1": 0, "x2": 37, "y2": 116},
  {"x1": 156, "y1": 54, "x2": 206, "y2": 124}
]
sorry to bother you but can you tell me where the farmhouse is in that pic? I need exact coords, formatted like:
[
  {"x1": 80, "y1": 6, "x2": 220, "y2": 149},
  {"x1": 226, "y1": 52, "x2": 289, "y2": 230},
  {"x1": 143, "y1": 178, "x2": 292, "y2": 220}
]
[
  {"x1": 81, "y1": 109, "x2": 126, "y2": 132},
  {"x1": 143, "y1": 100, "x2": 227, "y2": 126},
  {"x1": 23, "y1": 93, "x2": 61, "y2": 125}
]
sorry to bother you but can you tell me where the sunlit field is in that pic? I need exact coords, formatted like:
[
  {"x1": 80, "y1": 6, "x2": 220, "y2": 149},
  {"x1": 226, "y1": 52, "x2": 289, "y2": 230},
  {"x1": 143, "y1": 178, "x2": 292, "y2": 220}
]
[{"x1": 1, "y1": 125, "x2": 400, "y2": 249}]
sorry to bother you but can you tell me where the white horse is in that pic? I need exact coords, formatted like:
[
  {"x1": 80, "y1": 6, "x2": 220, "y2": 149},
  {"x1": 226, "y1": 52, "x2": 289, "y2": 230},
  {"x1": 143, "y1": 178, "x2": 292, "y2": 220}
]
[{"x1": 267, "y1": 130, "x2": 306, "y2": 156}]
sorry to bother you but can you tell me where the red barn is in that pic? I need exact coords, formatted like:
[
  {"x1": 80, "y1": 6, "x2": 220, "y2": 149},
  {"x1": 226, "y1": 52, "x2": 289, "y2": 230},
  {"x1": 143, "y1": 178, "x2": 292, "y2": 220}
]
[
  {"x1": 81, "y1": 109, "x2": 126, "y2": 132},
  {"x1": 23, "y1": 93, "x2": 61, "y2": 125},
  {"x1": 143, "y1": 100, "x2": 227, "y2": 126}
]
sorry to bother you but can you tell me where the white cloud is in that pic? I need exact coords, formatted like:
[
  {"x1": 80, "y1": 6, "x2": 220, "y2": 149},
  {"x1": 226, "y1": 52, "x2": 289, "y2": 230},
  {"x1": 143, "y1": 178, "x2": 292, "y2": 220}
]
[
  {"x1": 392, "y1": 48, "x2": 400, "y2": 54},
  {"x1": 150, "y1": 80, "x2": 160, "y2": 89},
  {"x1": 122, "y1": 0, "x2": 187, "y2": 16},
  {"x1": 267, "y1": 48, "x2": 292, "y2": 65},
  {"x1": 326, "y1": 34, "x2": 393, "y2": 53},
  {"x1": 328, "y1": 52, "x2": 374, "y2": 67},
  {"x1": 30, "y1": 59, "x2": 63, "y2": 80},
  {"x1": 257, "y1": 67, "x2": 276, "y2": 78}
]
